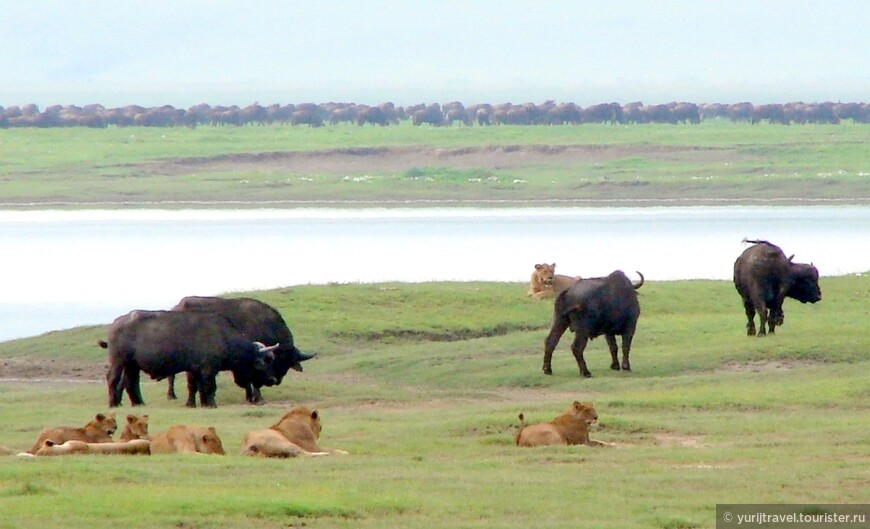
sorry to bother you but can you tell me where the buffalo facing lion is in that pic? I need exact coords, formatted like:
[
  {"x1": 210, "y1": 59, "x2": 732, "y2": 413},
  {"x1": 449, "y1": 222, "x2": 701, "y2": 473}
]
[
  {"x1": 27, "y1": 413, "x2": 118, "y2": 454},
  {"x1": 241, "y1": 405, "x2": 348, "y2": 458},
  {"x1": 515, "y1": 401, "x2": 607, "y2": 447},
  {"x1": 527, "y1": 263, "x2": 581, "y2": 300}
]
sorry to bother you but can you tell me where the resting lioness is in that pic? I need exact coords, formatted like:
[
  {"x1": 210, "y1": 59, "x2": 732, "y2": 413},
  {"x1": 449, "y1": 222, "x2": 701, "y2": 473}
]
[
  {"x1": 27, "y1": 413, "x2": 117, "y2": 454},
  {"x1": 149, "y1": 425, "x2": 226, "y2": 455},
  {"x1": 515, "y1": 401, "x2": 607, "y2": 447},
  {"x1": 527, "y1": 263, "x2": 581, "y2": 299},
  {"x1": 25, "y1": 439, "x2": 151, "y2": 457},
  {"x1": 119, "y1": 414, "x2": 150, "y2": 441},
  {"x1": 241, "y1": 405, "x2": 349, "y2": 458}
]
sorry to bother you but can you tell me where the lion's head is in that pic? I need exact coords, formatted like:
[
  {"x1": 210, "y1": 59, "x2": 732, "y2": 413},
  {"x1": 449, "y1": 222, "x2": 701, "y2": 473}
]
[
  {"x1": 194, "y1": 427, "x2": 226, "y2": 455},
  {"x1": 566, "y1": 401, "x2": 598, "y2": 425},
  {"x1": 86, "y1": 413, "x2": 118, "y2": 439},
  {"x1": 534, "y1": 263, "x2": 556, "y2": 288},
  {"x1": 120, "y1": 414, "x2": 150, "y2": 441},
  {"x1": 273, "y1": 406, "x2": 322, "y2": 440}
]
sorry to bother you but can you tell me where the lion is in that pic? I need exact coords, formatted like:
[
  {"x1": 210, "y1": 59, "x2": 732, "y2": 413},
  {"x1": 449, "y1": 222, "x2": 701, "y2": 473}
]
[
  {"x1": 25, "y1": 439, "x2": 151, "y2": 457},
  {"x1": 241, "y1": 405, "x2": 349, "y2": 458},
  {"x1": 149, "y1": 425, "x2": 225, "y2": 455},
  {"x1": 527, "y1": 263, "x2": 581, "y2": 299},
  {"x1": 514, "y1": 401, "x2": 607, "y2": 447},
  {"x1": 27, "y1": 413, "x2": 117, "y2": 454},
  {"x1": 119, "y1": 414, "x2": 150, "y2": 441}
]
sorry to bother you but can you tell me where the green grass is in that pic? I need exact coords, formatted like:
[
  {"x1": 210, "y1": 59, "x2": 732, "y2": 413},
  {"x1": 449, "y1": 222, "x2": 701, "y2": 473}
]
[
  {"x1": 1, "y1": 121, "x2": 868, "y2": 205},
  {"x1": 0, "y1": 276, "x2": 867, "y2": 528}
]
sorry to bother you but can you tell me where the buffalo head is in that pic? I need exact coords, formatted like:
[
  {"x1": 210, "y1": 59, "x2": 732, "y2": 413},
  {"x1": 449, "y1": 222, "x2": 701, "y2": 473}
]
[{"x1": 788, "y1": 262, "x2": 822, "y2": 304}]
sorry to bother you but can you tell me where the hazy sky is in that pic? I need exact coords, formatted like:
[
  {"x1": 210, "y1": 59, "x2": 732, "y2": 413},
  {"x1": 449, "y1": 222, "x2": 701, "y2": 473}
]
[{"x1": 1, "y1": 1, "x2": 867, "y2": 108}]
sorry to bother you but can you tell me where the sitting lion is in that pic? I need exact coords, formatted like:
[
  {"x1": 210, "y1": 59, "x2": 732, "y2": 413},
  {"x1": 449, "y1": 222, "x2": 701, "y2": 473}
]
[
  {"x1": 27, "y1": 413, "x2": 117, "y2": 454},
  {"x1": 241, "y1": 405, "x2": 348, "y2": 458},
  {"x1": 149, "y1": 425, "x2": 225, "y2": 455},
  {"x1": 527, "y1": 263, "x2": 581, "y2": 299},
  {"x1": 25, "y1": 439, "x2": 151, "y2": 457},
  {"x1": 119, "y1": 414, "x2": 150, "y2": 441},
  {"x1": 515, "y1": 401, "x2": 607, "y2": 447}
]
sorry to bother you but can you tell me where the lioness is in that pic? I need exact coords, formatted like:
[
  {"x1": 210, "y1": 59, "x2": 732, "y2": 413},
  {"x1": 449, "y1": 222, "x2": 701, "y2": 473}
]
[
  {"x1": 27, "y1": 439, "x2": 151, "y2": 456},
  {"x1": 27, "y1": 413, "x2": 117, "y2": 454},
  {"x1": 241, "y1": 405, "x2": 349, "y2": 458},
  {"x1": 150, "y1": 425, "x2": 225, "y2": 455},
  {"x1": 119, "y1": 414, "x2": 150, "y2": 441},
  {"x1": 515, "y1": 401, "x2": 606, "y2": 447},
  {"x1": 527, "y1": 263, "x2": 581, "y2": 299}
]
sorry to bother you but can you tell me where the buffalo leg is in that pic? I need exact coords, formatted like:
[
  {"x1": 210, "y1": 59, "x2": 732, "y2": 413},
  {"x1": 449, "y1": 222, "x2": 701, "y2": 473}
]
[
  {"x1": 543, "y1": 316, "x2": 570, "y2": 375},
  {"x1": 185, "y1": 372, "x2": 199, "y2": 408},
  {"x1": 166, "y1": 374, "x2": 178, "y2": 400},
  {"x1": 743, "y1": 301, "x2": 757, "y2": 336},
  {"x1": 605, "y1": 334, "x2": 620, "y2": 370},
  {"x1": 124, "y1": 365, "x2": 145, "y2": 406},
  {"x1": 569, "y1": 332, "x2": 592, "y2": 378},
  {"x1": 106, "y1": 363, "x2": 125, "y2": 407},
  {"x1": 199, "y1": 375, "x2": 218, "y2": 408},
  {"x1": 620, "y1": 330, "x2": 635, "y2": 371},
  {"x1": 247, "y1": 385, "x2": 264, "y2": 405}
]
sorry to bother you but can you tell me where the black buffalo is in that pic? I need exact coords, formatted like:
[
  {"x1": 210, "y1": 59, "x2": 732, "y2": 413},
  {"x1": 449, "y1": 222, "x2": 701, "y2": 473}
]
[
  {"x1": 733, "y1": 239, "x2": 821, "y2": 336},
  {"x1": 170, "y1": 296, "x2": 316, "y2": 404},
  {"x1": 101, "y1": 310, "x2": 278, "y2": 408},
  {"x1": 543, "y1": 270, "x2": 644, "y2": 377}
]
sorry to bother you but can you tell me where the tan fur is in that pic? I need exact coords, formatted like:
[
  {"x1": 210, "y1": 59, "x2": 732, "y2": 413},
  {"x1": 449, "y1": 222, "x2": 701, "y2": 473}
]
[
  {"x1": 527, "y1": 263, "x2": 581, "y2": 299},
  {"x1": 29, "y1": 439, "x2": 151, "y2": 456},
  {"x1": 27, "y1": 413, "x2": 117, "y2": 454},
  {"x1": 150, "y1": 425, "x2": 225, "y2": 455},
  {"x1": 515, "y1": 401, "x2": 606, "y2": 447},
  {"x1": 119, "y1": 414, "x2": 150, "y2": 441},
  {"x1": 241, "y1": 405, "x2": 348, "y2": 458}
]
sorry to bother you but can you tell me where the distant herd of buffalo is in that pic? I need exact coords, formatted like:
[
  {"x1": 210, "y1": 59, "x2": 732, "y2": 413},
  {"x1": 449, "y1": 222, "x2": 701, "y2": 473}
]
[
  {"x1": 2, "y1": 99, "x2": 868, "y2": 129},
  {"x1": 97, "y1": 239, "x2": 820, "y2": 408}
]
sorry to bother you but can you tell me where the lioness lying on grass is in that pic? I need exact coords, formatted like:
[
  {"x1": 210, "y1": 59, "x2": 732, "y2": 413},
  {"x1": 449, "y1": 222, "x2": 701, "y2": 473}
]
[
  {"x1": 241, "y1": 405, "x2": 349, "y2": 458},
  {"x1": 26, "y1": 413, "x2": 118, "y2": 454},
  {"x1": 515, "y1": 401, "x2": 608, "y2": 447},
  {"x1": 527, "y1": 263, "x2": 582, "y2": 299},
  {"x1": 21, "y1": 439, "x2": 151, "y2": 457},
  {"x1": 149, "y1": 425, "x2": 225, "y2": 455}
]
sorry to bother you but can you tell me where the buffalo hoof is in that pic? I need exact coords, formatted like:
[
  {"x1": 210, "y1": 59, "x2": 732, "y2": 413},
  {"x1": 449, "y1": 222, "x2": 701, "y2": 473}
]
[
  {"x1": 622, "y1": 364, "x2": 631, "y2": 372},
  {"x1": 580, "y1": 371, "x2": 592, "y2": 378},
  {"x1": 542, "y1": 367, "x2": 553, "y2": 376},
  {"x1": 610, "y1": 363, "x2": 620, "y2": 371}
]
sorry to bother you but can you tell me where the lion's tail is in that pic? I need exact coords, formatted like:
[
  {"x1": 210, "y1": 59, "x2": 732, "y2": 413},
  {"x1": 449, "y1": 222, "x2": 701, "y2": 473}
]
[{"x1": 514, "y1": 413, "x2": 526, "y2": 446}]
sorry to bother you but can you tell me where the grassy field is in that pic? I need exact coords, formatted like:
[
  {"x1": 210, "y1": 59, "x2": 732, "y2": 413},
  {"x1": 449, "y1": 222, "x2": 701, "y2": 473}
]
[
  {"x1": 0, "y1": 278, "x2": 867, "y2": 529},
  {"x1": 2, "y1": 120, "x2": 869, "y2": 205}
]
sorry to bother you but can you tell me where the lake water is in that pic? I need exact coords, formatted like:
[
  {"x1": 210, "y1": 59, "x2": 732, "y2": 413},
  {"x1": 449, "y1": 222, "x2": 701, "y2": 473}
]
[{"x1": 1, "y1": 206, "x2": 868, "y2": 342}]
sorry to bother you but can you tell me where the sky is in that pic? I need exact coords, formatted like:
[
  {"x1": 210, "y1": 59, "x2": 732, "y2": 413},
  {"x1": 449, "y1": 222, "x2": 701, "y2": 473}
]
[{"x1": 1, "y1": 1, "x2": 867, "y2": 109}]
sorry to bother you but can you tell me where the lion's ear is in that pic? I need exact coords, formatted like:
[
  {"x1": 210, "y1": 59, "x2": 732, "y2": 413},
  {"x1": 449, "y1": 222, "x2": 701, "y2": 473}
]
[
  {"x1": 535, "y1": 264, "x2": 543, "y2": 270},
  {"x1": 127, "y1": 415, "x2": 136, "y2": 423},
  {"x1": 95, "y1": 413, "x2": 106, "y2": 421},
  {"x1": 142, "y1": 415, "x2": 149, "y2": 423},
  {"x1": 311, "y1": 410, "x2": 319, "y2": 420}
]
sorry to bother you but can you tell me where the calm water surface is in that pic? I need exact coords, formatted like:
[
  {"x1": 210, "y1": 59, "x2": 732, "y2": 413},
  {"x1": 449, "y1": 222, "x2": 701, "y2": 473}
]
[{"x1": 1, "y1": 206, "x2": 867, "y2": 341}]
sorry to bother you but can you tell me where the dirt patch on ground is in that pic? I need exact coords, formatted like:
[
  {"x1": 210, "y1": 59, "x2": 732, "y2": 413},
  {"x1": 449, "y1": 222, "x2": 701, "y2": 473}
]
[
  {"x1": 122, "y1": 144, "x2": 739, "y2": 177},
  {"x1": 0, "y1": 357, "x2": 105, "y2": 383},
  {"x1": 716, "y1": 359, "x2": 816, "y2": 373}
]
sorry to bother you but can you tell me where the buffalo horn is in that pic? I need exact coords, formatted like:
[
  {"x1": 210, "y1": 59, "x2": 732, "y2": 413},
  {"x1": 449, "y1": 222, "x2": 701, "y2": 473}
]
[
  {"x1": 298, "y1": 350, "x2": 317, "y2": 362},
  {"x1": 254, "y1": 342, "x2": 280, "y2": 353}
]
